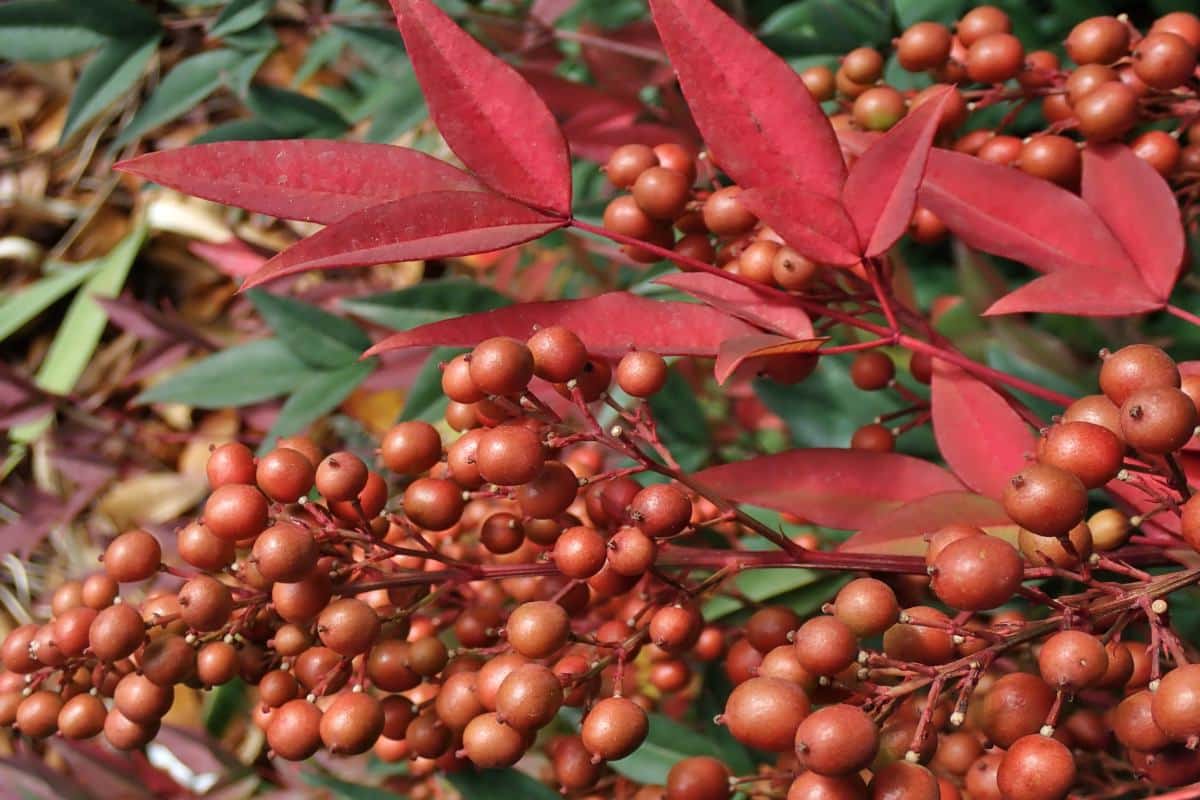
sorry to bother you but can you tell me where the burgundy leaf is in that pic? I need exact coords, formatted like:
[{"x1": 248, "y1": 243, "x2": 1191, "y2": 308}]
[
  {"x1": 0, "y1": 450, "x2": 114, "y2": 558},
  {"x1": 713, "y1": 334, "x2": 825, "y2": 385},
  {"x1": 390, "y1": 0, "x2": 572, "y2": 215},
  {"x1": 116, "y1": 141, "x2": 483, "y2": 224},
  {"x1": 241, "y1": 192, "x2": 565, "y2": 289},
  {"x1": 1083, "y1": 143, "x2": 1185, "y2": 302},
  {"x1": 842, "y1": 131, "x2": 1137, "y2": 278},
  {"x1": 647, "y1": 0, "x2": 845, "y2": 197},
  {"x1": 97, "y1": 295, "x2": 214, "y2": 349},
  {"x1": 518, "y1": 67, "x2": 643, "y2": 124},
  {"x1": 931, "y1": 360, "x2": 1036, "y2": 499},
  {"x1": 45, "y1": 741, "x2": 162, "y2": 800},
  {"x1": 692, "y1": 448, "x2": 963, "y2": 530},
  {"x1": 984, "y1": 267, "x2": 1164, "y2": 317},
  {"x1": 124, "y1": 341, "x2": 193, "y2": 386},
  {"x1": 531, "y1": 0, "x2": 575, "y2": 26},
  {"x1": 738, "y1": 187, "x2": 861, "y2": 266},
  {"x1": 563, "y1": 120, "x2": 696, "y2": 164},
  {"x1": 654, "y1": 272, "x2": 814, "y2": 337},
  {"x1": 842, "y1": 88, "x2": 950, "y2": 256},
  {"x1": 190, "y1": 238, "x2": 267, "y2": 277},
  {"x1": 840, "y1": 491, "x2": 1017, "y2": 555},
  {"x1": 918, "y1": 147, "x2": 1134, "y2": 275},
  {"x1": 365, "y1": 292, "x2": 759, "y2": 359},
  {"x1": 580, "y1": 20, "x2": 671, "y2": 100}
]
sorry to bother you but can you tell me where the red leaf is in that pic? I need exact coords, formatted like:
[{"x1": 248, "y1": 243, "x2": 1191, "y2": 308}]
[
  {"x1": 984, "y1": 267, "x2": 1163, "y2": 317},
  {"x1": 930, "y1": 360, "x2": 1036, "y2": 499},
  {"x1": 713, "y1": 334, "x2": 825, "y2": 385},
  {"x1": 580, "y1": 20, "x2": 671, "y2": 101},
  {"x1": 1083, "y1": 143, "x2": 1185, "y2": 302},
  {"x1": 917, "y1": 148, "x2": 1134, "y2": 275},
  {"x1": 842, "y1": 88, "x2": 950, "y2": 257},
  {"x1": 364, "y1": 292, "x2": 759, "y2": 358},
  {"x1": 115, "y1": 141, "x2": 483, "y2": 224},
  {"x1": 188, "y1": 238, "x2": 266, "y2": 277},
  {"x1": 840, "y1": 491, "x2": 1017, "y2": 555},
  {"x1": 692, "y1": 448, "x2": 963, "y2": 530},
  {"x1": 654, "y1": 272, "x2": 814, "y2": 337},
  {"x1": 563, "y1": 120, "x2": 696, "y2": 164},
  {"x1": 518, "y1": 67, "x2": 643, "y2": 123},
  {"x1": 647, "y1": 0, "x2": 845, "y2": 197},
  {"x1": 241, "y1": 192, "x2": 565, "y2": 289},
  {"x1": 738, "y1": 187, "x2": 861, "y2": 266},
  {"x1": 390, "y1": 0, "x2": 572, "y2": 215}
]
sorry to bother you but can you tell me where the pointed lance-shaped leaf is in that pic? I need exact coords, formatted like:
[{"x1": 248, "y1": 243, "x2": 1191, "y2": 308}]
[
  {"x1": 930, "y1": 360, "x2": 1036, "y2": 500},
  {"x1": 647, "y1": 0, "x2": 845, "y2": 198},
  {"x1": 840, "y1": 491, "x2": 1017, "y2": 555},
  {"x1": 365, "y1": 292, "x2": 759, "y2": 359},
  {"x1": 839, "y1": 131, "x2": 1136, "y2": 277},
  {"x1": 842, "y1": 87, "x2": 950, "y2": 257},
  {"x1": 984, "y1": 266, "x2": 1163, "y2": 317},
  {"x1": 917, "y1": 146, "x2": 1134, "y2": 275},
  {"x1": 116, "y1": 141, "x2": 485, "y2": 225},
  {"x1": 692, "y1": 448, "x2": 963, "y2": 530},
  {"x1": 1082, "y1": 143, "x2": 1185, "y2": 302},
  {"x1": 654, "y1": 272, "x2": 814, "y2": 338},
  {"x1": 242, "y1": 191, "x2": 565, "y2": 289},
  {"x1": 738, "y1": 187, "x2": 861, "y2": 266},
  {"x1": 389, "y1": 0, "x2": 572, "y2": 215},
  {"x1": 713, "y1": 334, "x2": 825, "y2": 385}
]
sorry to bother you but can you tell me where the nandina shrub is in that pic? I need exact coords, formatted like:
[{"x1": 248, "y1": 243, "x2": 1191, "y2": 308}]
[{"x1": 7, "y1": 1, "x2": 1200, "y2": 798}]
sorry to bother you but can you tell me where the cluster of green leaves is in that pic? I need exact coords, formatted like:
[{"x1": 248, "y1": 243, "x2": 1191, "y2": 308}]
[
  {"x1": 1, "y1": 222, "x2": 146, "y2": 474},
  {"x1": 0, "y1": 0, "x2": 439, "y2": 148},
  {"x1": 136, "y1": 289, "x2": 374, "y2": 453}
]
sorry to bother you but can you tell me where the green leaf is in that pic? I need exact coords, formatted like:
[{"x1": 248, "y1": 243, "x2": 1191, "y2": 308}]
[
  {"x1": 703, "y1": 567, "x2": 827, "y2": 620},
  {"x1": 760, "y1": 0, "x2": 889, "y2": 55},
  {"x1": 203, "y1": 678, "x2": 246, "y2": 736},
  {"x1": 136, "y1": 338, "x2": 311, "y2": 408},
  {"x1": 333, "y1": 23, "x2": 409, "y2": 74},
  {"x1": 61, "y1": 33, "x2": 160, "y2": 142},
  {"x1": 210, "y1": 0, "x2": 273, "y2": 38},
  {"x1": 115, "y1": 48, "x2": 243, "y2": 146},
  {"x1": 190, "y1": 116, "x2": 284, "y2": 143},
  {"x1": 445, "y1": 768, "x2": 560, "y2": 800},
  {"x1": 648, "y1": 368, "x2": 711, "y2": 472},
  {"x1": 0, "y1": 0, "x2": 157, "y2": 62},
  {"x1": 247, "y1": 290, "x2": 369, "y2": 369},
  {"x1": 341, "y1": 280, "x2": 510, "y2": 330},
  {"x1": 244, "y1": 85, "x2": 349, "y2": 138},
  {"x1": 893, "y1": 0, "x2": 964, "y2": 27},
  {"x1": 361, "y1": 71, "x2": 428, "y2": 141},
  {"x1": 696, "y1": 663, "x2": 756, "y2": 775},
  {"x1": 10, "y1": 221, "x2": 145, "y2": 444},
  {"x1": 0, "y1": 261, "x2": 102, "y2": 344},
  {"x1": 755, "y1": 357, "x2": 900, "y2": 449},
  {"x1": 227, "y1": 46, "x2": 273, "y2": 95},
  {"x1": 292, "y1": 30, "x2": 343, "y2": 87},
  {"x1": 222, "y1": 20, "x2": 278, "y2": 52},
  {"x1": 400, "y1": 347, "x2": 463, "y2": 423},
  {"x1": 609, "y1": 712, "x2": 731, "y2": 785},
  {"x1": 299, "y1": 771, "x2": 395, "y2": 800},
  {"x1": 261, "y1": 359, "x2": 375, "y2": 453}
]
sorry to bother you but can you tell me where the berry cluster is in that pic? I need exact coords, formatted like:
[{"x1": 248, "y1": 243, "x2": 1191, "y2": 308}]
[
  {"x1": 4, "y1": 322, "x2": 1200, "y2": 800},
  {"x1": 602, "y1": 7, "x2": 1200, "y2": 277}
]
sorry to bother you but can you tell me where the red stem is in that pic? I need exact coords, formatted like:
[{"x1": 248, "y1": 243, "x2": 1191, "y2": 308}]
[
  {"x1": 568, "y1": 218, "x2": 1076, "y2": 408},
  {"x1": 1168, "y1": 304, "x2": 1200, "y2": 328}
]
